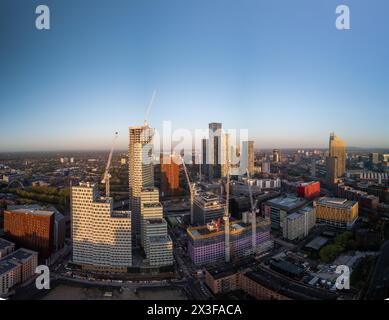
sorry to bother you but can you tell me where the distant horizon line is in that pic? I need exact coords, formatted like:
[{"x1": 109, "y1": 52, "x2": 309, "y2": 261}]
[{"x1": 1, "y1": 146, "x2": 389, "y2": 154}]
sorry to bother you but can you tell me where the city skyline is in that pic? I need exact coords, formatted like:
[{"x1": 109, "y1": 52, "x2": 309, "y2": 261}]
[{"x1": 1, "y1": 0, "x2": 389, "y2": 152}]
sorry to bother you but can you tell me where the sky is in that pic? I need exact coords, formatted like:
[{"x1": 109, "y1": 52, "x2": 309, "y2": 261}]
[{"x1": 0, "y1": 0, "x2": 388, "y2": 152}]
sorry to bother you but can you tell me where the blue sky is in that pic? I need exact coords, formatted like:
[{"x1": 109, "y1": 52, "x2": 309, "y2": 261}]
[{"x1": 0, "y1": 0, "x2": 388, "y2": 151}]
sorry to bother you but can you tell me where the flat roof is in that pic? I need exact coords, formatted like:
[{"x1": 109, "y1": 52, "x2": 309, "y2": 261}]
[
  {"x1": 0, "y1": 238, "x2": 14, "y2": 250},
  {"x1": 0, "y1": 260, "x2": 19, "y2": 275},
  {"x1": 266, "y1": 196, "x2": 306, "y2": 211},
  {"x1": 2, "y1": 248, "x2": 37, "y2": 262},
  {"x1": 143, "y1": 202, "x2": 162, "y2": 208},
  {"x1": 149, "y1": 235, "x2": 172, "y2": 244},
  {"x1": 304, "y1": 236, "x2": 329, "y2": 251},
  {"x1": 7, "y1": 208, "x2": 54, "y2": 217},
  {"x1": 244, "y1": 268, "x2": 337, "y2": 300},
  {"x1": 317, "y1": 197, "x2": 357, "y2": 209}
]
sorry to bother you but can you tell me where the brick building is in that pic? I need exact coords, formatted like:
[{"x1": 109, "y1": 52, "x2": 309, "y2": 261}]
[{"x1": 4, "y1": 208, "x2": 54, "y2": 259}]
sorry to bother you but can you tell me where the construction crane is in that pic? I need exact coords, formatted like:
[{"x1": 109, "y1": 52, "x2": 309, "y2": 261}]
[
  {"x1": 224, "y1": 135, "x2": 231, "y2": 263},
  {"x1": 102, "y1": 132, "x2": 118, "y2": 197},
  {"x1": 144, "y1": 90, "x2": 157, "y2": 126},
  {"x1": 180, "y1": 155, "x2": 196, "y2": 225},
  {"x1": 246, "y1": 169, "x2": 258, "y2": 254}
]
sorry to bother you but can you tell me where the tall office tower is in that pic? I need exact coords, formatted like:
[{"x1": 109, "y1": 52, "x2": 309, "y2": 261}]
[
  {"x1": 140, "y1": 188, "x2": 173, "y2": 267},
  {"x1": 129, "y1": 125, "x2": 154, "y2": 238},
  {"x1": 328, "y1": 132, "x2": 346, "y2": 177},
  {"x1": 71, "y1": 183, "x2": 132, "y2": 272},
  {"x1": 370, "y1": 153, "x2": 380, "y2": 165},
  {"x1": 311, "y1": 159, "x2": 316, "y2": 177},
  {"x1": 202, "y1": 138, "x2": 209, "y2": 178},
  {"x1": 160, "y1": 154, "x2": 181, "y2": 197},
  {"x1": 240, "y1": 141, "x2": 255, "y2": 175},
  {"x1": 208, "y1": 122, "x2": 222, "y2": 179},
  {"x1": 273, "y1": 149, "x2": 280, "y2": 163},
  {"x1": 326, "y1": 156, "x2": 338, "y2": 186},
  {"x1": 221, "y1": 133, "x2": 230, "y2": 178}
]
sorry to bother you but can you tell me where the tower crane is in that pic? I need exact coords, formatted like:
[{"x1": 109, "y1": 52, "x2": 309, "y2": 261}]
[
  {"x1": 144, "y1": 90, "x2": 157, "y2": 126},
  {"x1": 102, "y1": 132, "x2": 119, "y2": 197},
  {"x1": 224, "y1": 135, "x2": 231, "y2": 263},
  {"x1": 246, "y1": 169, "x2": 258, "y2": 254},
  {"x1": 180, "y1": 155, "x2": 196, "y2": 225}
]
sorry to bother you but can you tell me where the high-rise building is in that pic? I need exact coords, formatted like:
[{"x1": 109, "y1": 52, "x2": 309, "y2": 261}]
[
  {"x1": 221, "y1": 133, "x2": 230, "y2": 178},
  {"x1": 273, "y1": 149, "x2": 280, "y2": 163},
  {"x1": 160, "y1": 154, "x2": 181, "y2": 197},
  {"x1": 140, "y1": 188, "x2": 173, "y2": 267},
  {"x1": 129, "y1": 125, "x2": 154, "y2": 238},
  {"x1": 71, "y1": 182, "x2": 132, "y2": 272},
  {"x1": 240, "y1": 141, "x2": 254, "y2": 175},
  {"x1": 193, "y1": 192, "x2": 226, "y2": 225},
  {"x1": 261, "y1": 161, "x2": 271, "y2": 174},
  {"x1": 208, "y1": 122, "x2": 222, "y2": 179},
  {"x1": 370, "y1": 153, "x2": 380, "y2": 165},
  {"x1": 327, "y1": 133, "x2": 346, "y2": 183}
]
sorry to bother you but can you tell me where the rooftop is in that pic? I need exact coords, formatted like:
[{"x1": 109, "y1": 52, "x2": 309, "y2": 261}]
[
  {"x1": 143, "y1": 202, "x2": 162, "y2": 208},
  {"x1": 245, "y1": 267, "x2": 337, "y2": 300},
  {"x1": 317, "y1": 197, "x2": 357, "y2": 209},
  {"x1": 304, "y1": 236, "x2": 329, "y2": 251},
  {"x1": 0, "y1": 238, "x2": 14, "y2": 250},
  {"x1": 7, "y1": 208, "x2": 54, "y2": 217},
  {"x1": 149, "y1": 235, "x2": 172, "y2": 244},
  {"x1": 266, "y1": 196, "x2": 306, "y2": 211}
]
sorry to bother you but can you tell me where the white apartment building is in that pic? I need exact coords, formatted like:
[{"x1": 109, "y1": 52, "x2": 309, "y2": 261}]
[
  {"x1": 282, "y1": 206, "x2": 316, "y2": 241},
  {"x1": 71, "y1": 183, "x2": 132, "y2": 272},
  {"x1": 148, "y1": 235, "x2": 173, "y2": 267},
  {"x1": 140, "y1": 199, "x2": 173, "y2": 267}
]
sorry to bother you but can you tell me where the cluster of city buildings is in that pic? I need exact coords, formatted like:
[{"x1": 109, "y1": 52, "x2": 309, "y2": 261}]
[
  {"x1": 71, "y1": 123, "x2": 173, "y2": 272},
  {"x1": 0, "y1": 238, "x2": 38, "y2": 297}
]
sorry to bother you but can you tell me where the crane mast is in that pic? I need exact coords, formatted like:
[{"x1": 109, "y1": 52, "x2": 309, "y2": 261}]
[
  {"x1": 224, "y1": 135, "x2": 231, "y2": 263},
  {"x1": 246, "y1": 169, "x2": 257, "y2": 254},
  {"x1": 102, "y1": 132, "x2": 118, "y2": 197},
  {"x1": 180, "y1": 156, "x2": 195, "y2": 224}
]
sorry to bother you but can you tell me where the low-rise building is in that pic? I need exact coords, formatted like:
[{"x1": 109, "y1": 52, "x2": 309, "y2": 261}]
[
  {"x1": 314, "y1": 197, "x2": 359, "y2": 229},
  {"x1": 297, "y1": 181, "x2": 320, "y2": 200},
  {"x1": 0, "y1": 238, "x2": 15, "y2": 259},
  {"x1": 0, "y1": 248, "x2": 38, "y2": 297}
]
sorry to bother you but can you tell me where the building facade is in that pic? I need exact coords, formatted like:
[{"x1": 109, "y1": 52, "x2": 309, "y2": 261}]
[
  {"x1": 0, "y1": 248, "x2": 38, "y2": 297},
  {"x1": 297, "y1": 181, "x2": 321, "y2": 200},
  {"x1": 282, "y1": 206, "x2": 316, "y2": 241},
  {"x1": 187, "y1": 218, "x2": 272, "y2": 265},
  {"x1": 160, "y1": 154, "x2": 181, "y2": 197},
  {"x1": 4, "y1": 208, "x2": 54, "y2": 259},
  {"x1": 193, "y1": 192, "x2": 226, "y2": 225},
  {"x1": 314, "y1": 197, "x2": 358, "y2": 229},
  {"x1": 129, "y1": 125, "x2": 154, "y2": 238},
  {"x1": 327, "y1": 133, "x2": 346, "y2": 186},
  {"x1": 71, "y1": 183, "x2": 132, "y2": 272}
]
